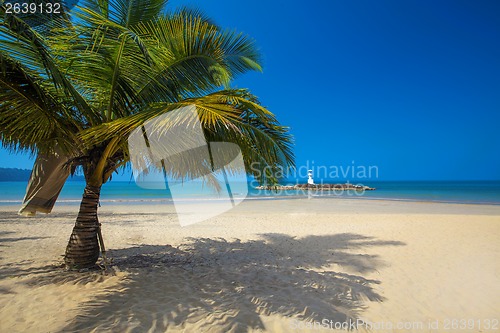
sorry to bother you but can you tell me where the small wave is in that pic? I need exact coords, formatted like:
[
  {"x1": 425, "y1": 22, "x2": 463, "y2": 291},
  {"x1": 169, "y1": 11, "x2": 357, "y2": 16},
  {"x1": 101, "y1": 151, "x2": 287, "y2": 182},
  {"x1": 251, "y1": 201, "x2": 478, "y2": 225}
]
[{"x1": 311, "y1": 195, "x2": 500, "y2": 206}]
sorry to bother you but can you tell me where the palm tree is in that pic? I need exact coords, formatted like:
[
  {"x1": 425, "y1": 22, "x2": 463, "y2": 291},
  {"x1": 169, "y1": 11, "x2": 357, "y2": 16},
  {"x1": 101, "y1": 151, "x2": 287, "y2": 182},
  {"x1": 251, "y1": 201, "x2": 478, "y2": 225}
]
[{"x1": 0, "y1": 0, "x2": 293, "y2": 269}]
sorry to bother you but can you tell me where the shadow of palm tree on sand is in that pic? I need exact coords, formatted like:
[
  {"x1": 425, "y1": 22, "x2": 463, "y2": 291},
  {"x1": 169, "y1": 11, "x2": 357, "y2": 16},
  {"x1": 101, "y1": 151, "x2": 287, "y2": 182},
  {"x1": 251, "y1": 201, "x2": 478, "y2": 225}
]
[{"x1": 51, "y1": 233, "x2": 405, "y2": 332}]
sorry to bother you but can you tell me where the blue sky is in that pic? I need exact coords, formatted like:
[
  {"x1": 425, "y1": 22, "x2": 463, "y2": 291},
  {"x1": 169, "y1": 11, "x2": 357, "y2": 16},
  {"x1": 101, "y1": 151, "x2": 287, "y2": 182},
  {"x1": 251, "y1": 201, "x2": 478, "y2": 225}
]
[{"x1": 1, "y1": 0, "x2": 499, "y2": 180}]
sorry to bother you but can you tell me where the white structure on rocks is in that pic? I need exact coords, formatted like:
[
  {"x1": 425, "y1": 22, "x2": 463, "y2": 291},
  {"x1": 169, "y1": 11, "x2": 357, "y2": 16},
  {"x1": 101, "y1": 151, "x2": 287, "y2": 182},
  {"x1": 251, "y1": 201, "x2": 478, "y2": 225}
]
[{"x1": 307, "y1": 170, "x2": 314, "y2": 185}]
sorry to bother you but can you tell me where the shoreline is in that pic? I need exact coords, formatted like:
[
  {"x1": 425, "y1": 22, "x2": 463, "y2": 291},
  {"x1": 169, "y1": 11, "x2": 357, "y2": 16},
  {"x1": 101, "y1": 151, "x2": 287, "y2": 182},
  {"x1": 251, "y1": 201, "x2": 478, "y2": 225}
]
[{"x1": 1, "y1": 193, "x2": 500, "y2": 208}]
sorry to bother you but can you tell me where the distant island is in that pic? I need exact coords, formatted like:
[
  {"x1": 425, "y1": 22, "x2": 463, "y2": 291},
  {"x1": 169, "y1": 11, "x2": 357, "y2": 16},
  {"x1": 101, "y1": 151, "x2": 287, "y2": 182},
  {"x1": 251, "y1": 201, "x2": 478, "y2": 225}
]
[
  {"x1": 0, "y1": 168, "x2": 32, "y2": 181},
  {"x1": 0, "y1": 168, "x2": 84, "y2": 182}
]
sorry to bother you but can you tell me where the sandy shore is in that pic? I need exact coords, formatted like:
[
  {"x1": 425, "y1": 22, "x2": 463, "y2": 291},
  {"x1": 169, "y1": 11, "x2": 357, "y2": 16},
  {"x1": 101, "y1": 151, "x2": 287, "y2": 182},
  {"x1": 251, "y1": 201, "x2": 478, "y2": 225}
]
[{"x1": 0, "y1": 198, "x2": 499, "y2": 333}]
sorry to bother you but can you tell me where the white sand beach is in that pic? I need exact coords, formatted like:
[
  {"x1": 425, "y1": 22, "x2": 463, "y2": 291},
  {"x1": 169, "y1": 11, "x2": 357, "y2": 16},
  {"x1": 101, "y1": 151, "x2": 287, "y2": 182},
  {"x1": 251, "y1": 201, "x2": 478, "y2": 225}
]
[{"x1": 0, "y1": 198, "x2": 499, "y2": 333}]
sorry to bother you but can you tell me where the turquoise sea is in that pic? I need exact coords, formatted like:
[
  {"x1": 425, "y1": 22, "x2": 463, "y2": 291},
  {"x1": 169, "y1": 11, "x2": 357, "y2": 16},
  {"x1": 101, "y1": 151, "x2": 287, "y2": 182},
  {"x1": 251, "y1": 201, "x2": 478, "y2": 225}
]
[{"x1": 1, "y1": 180, "x2": 499, "y2": 206}]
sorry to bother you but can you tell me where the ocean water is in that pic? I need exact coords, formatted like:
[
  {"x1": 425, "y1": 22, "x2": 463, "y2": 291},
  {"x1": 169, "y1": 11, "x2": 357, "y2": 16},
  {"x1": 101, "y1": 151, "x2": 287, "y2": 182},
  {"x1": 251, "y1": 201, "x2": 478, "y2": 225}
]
[
  {"x1": 313, "y1": 180, "x2": 500, "y2": 204},
  {"x1": 1, "y1": 180, "x2": 499, "y2": 206}
]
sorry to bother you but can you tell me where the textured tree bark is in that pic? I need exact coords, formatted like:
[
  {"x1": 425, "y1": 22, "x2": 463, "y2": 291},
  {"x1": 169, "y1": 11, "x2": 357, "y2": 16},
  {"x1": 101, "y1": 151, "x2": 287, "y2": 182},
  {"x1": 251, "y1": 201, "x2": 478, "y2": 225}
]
[{"x1": 64, "y1": 184, "x2": 102, "y2": 269}]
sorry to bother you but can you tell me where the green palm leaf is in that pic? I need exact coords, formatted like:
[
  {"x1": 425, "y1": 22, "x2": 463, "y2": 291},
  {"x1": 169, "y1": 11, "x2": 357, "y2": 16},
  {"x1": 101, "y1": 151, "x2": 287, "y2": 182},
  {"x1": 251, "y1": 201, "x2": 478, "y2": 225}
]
[
  {"x1": 0, "y1": 57, "x2": 78, "y2": 153},
  {"x1": 78, "y1": 89, "x2": 293, "y2": 182}
]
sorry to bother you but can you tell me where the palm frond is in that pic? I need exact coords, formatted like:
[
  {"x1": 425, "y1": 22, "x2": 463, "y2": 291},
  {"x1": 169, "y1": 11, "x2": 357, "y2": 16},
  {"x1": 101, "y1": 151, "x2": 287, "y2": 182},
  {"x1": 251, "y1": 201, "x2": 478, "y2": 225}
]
[
  {"x1": 133, "y1": 12, "x2": 262, "y2": 104},
  {"x1": 0, "y1": 57, "x2": 79, "y2": 154},
  {"x1": 77, "y1": 0, "x2": 168, "y2": 27},
  {"x1": 78, "y1": 89, "x2": 294, "y2": 182},
  {"x1": 1, "y1": 1, "x2": 294, "y2": 186},
  {"x1": 0, "y1": 8, "x2": 99, "y2": 127},
  {"x1": 65, "y1": 1, "x2": 169, "y2": 120}
]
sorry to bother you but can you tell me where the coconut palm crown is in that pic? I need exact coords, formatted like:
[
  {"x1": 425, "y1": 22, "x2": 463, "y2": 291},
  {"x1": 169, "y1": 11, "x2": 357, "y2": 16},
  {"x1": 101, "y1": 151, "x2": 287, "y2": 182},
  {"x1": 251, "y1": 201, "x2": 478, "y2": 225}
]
[{"x1": 0, "y1": 0, "x2": 294, "y2": 269}]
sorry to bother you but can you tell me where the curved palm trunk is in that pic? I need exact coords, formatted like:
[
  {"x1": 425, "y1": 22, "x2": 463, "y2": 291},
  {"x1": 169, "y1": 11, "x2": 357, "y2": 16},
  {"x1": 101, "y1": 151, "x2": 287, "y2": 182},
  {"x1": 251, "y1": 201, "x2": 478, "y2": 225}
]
[{"x1": 64, "y1": 184, "x2": 102, "y2": 269}]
